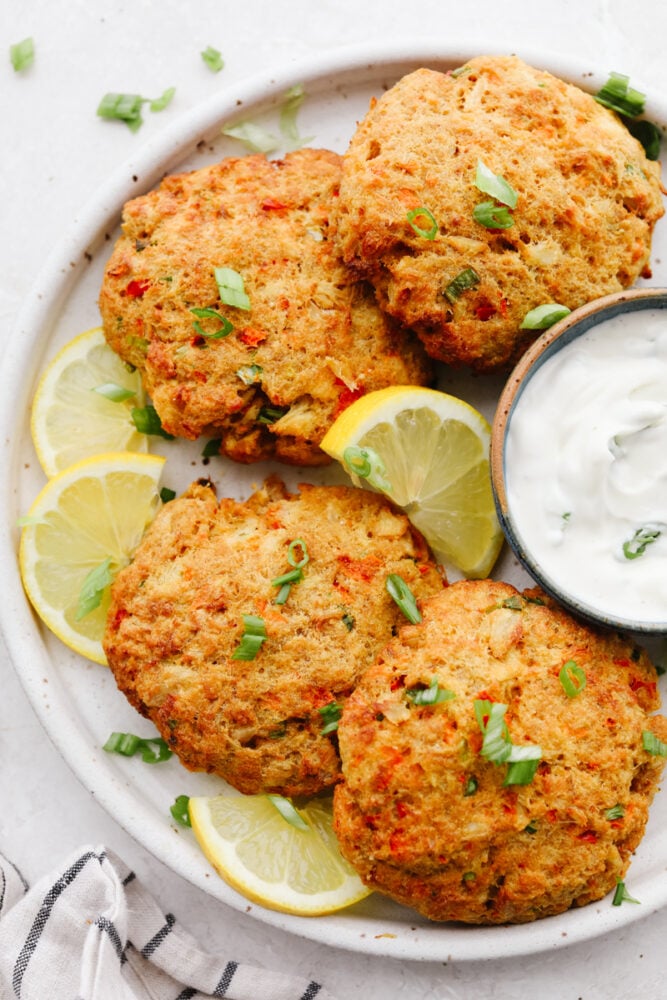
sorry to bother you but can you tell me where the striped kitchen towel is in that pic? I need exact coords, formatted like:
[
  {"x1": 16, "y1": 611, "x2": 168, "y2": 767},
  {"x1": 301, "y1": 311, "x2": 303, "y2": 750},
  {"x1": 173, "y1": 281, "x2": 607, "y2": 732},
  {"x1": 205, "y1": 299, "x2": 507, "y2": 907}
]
[{"x1": 0, "y1": 846, "x2": 335, "y2": 1000}]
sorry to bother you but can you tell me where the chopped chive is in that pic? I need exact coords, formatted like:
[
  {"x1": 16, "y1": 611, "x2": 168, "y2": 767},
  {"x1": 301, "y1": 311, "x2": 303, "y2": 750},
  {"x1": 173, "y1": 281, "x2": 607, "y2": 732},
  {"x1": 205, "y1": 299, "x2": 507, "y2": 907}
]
[
  {"x1": 520, "y1": 303, "x2": 571, "y2": 330},
  {"x1": 342, "y1": 611, "x2": 355, "y2": 631},
  {"x1": 92, "y1": 382, "x2": 136, "y2": 403},
  {"x1": 343, "y1": 444, "x2": 391, "y2": 492},
  {"x1": 201, "y1": 438, "x2": 222, "y2": 458},
  {"x1": 501, "y1": 595, "x2": 523, "y2": 611},
  {"x1": 103, "y1": 731, "x2": 173, "y2": 763},
  {"x1": 605, "y1": 804, "x2": 625, "y2": 821},
  {"x1": 319, "y1": 701, "x2": 343, "y2": 735},
  {"x1": 10, "y1": 37, "x2": 34, "y2": 72},
  {"x1": 150, "y1": 87, "x2": 175, "y2": 112},
  {"x1": 623, "y1": 525, "x2": 661, "y2": 559},
  {"x1": 463, "y1": 776, "x2": 478, "y2": 796},
  {"x1": 472, "y1": 201, "x2": 515, "y2": 229},
  {"x1": 642, "y1": 730, "x2": 667, "y2": 756},
  {"x1": 386, "y1": 574, "x2": 421, "y2": 624},
  {"x1": 257, "y1": 405, "x2": 287, "y2": 424},
  {"x1": 287, "y1": 538, "x2": 309, "y2": 569},
  {"x1": 131, "y1": 404, "x2": 175, "y2": 438},
  {"x1": 524, "y1": 819, "x2": 539, "y2": 834},
  {"x1": 190, "y1": 306, "x2": 234, "y2": 339},
  {"x1": 612, "y1": 878, "x2": 640, "y2": 906},
  {"x1": 76, "y1": 557, "x2": 114, "y2": 620},
  {"x1": 474, "y1": 698, "x2": 542, "y2": 785},
  {"x1": 559, "y1": 660, "x2": 587, "y2": 698},
  {"x1": 160, "y1": 487, "x2": 176, "y2": 504},
  {"x1": 267, "y1": 794, "x2": 310, "y2": 830},
  {"x1": 474, "y1": 160, "x2": 518, "y2": 209},
  {"x1": 625, "y1": 118, "x2": 662, "y2": 160},
  {"x1": 271, "y1": 568, "x2": 303, "y2": 587},
  {"x1": 273, "y1": 583, "x2": 292, "y2": 605},
  {"x1": 444, "y1": 267, "x2": 480, "y2": 304},
  {"x1": 201, "y1": 46, "x2": 224, "y2": 73},
  {"x1": 406, "y1": 206, "x2": 438, "y2": 240},
  {"x1": 232, "y1": 614, "x2": 267, "y2": 660},
  {"x1": 97, "y1": 92, "x2": 146, "y2": 132},
  {"x1": 595, "y1": 72, "x2": 645, "y2": 118},
  {"x1": 170, "y1": 794, "x2": 191, "y2": 826},
  {"x1": 405, "y1": 677, "x2": 455, "y2": 706},
  {"x1": 214, "y1": 267, "x2": 251, "y2": 311}
]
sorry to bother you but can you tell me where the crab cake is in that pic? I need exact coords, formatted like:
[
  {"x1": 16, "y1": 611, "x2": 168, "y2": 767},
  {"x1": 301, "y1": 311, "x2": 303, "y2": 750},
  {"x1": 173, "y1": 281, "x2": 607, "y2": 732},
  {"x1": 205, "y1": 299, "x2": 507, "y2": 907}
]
[
  {"x1": 98, "y1": 148, "x2": 432, "y2": 465},
  {"x1": 334, "y1": 57, "x2": 664, "y2": 371},
  {"x1": 333, "y1": 579, "x2": 667, "y2": 924},
  {"x1": 103, "y1": 476, "x2": 444, "y2": 797}
]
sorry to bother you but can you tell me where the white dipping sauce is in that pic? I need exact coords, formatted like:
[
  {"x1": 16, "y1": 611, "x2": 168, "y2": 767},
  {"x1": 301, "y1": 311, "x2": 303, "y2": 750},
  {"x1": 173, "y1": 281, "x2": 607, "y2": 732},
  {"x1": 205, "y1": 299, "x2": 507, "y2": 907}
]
[{"x1": 505, "y1": 308, "x2": 667, "y2": 624}]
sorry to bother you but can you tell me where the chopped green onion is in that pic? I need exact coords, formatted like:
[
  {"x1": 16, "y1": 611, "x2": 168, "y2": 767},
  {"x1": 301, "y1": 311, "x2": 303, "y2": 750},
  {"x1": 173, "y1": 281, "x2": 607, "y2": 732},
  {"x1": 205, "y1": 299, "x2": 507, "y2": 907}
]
[
  {"x1": 520, "y1": 303, "x2": 571, "y2": 330},
  {"x1": 444, "y1": 267, "x2": 480, "y2": 304},
  {"x1": 406, "y1": 206, "x2": 438, "y2": 240},
  {"x1": 201, "y1": 46, "x2": 224, "y2": 73},
  {"x1": 625, "y1": 118, "x2": 662, "y2": 160},
  {"x1": 10, "y1": 37, "x2": 34, "y2": 72},
  {"x1": 623, "y1": 525, "x2": 661, "y2": 559},
  {"x1": 131, "y1": 404, "x2": 175, "y2": 439},
  {"x1": 214, "y1": 267, "x2": 251, "y2": 311},
  {"x1": 451, "y1": 64, "x2": 471, "y2": 79},
  {"x1": 267, "y1": 794, "x2": 310, "y2": 830},
  {"x1": 386, "y1": 574, "x2": 422, "y2": 624},
  {"x1": 202, "y1": 438, "x2": 222, "y2": 458},
  {"x1": 97, "y1": 92, "x2": 146, "y2": 132},
  {"x1": 612, "y1": 878, "x2": 640, "y2": 906},
  {"x1": 319, "y1": 701, "x2": 343, "y2": 735},
  {"x1": 92, "y1": 382, "x2": 136, "y2": 403},
  {"x1": 268, "y1": 723, "x2": 287, "y2": 739},
  {"x1": 236, "y1": 363, "x2": 263, "y2": 385},
  {"x1": 150, "y1": 87, "x2": 176, "y2": 112},
  {"x1": 232, "y1": 614, "x2": 267, "y2": 660},
  {"x1": 287, "y1": 538, "x2": 309, "y2": 569},
  {"x1": 257, "y1": 405, "x2": 287, "y2": 424},
  {"x1": 501, "y1": 595, "x2": 523, "y2": 611},
  {"x1": 642, "y1": 730, "x2": 667, "y2": 756},
  {"x1": 160, "y1": 487, "x2": 176, "y2": 504},
  {"x1": 170, "y1": 794, "x2": 191, "y2": 826},
  {"x1": 472, "y1": 201, "x2": 515, "y2": 230},
  {"x1": 524, "y1": 819, "x2": 538, "y2": 834},
  {"x1": 103, "y1": 731, "x2": 173, "y2": 763},
  {"x1": 559, "y1": 660, "x2": 587, "y2": 698},
  {"x1": 273, "y1": 583, "x2": 292, "y2": 606},
  {"x1": 406, "y1": 677, "x2": 455, "y2": 706},
  {"x1": 463, "y1": 776, "x2": 478, "y2": 796},
  {"x1": 279, "y1": 83, "x2": 313, "y2": 150},
  {"x1": 190, "y1": 306, "x2": 234, "y2": 339},
  {"x1": 343, "y1": 444, "x2": 391, "y2": 492},
  {"x1": 222, "y1": 120, "x2": 280, "y2": 153},
  {"x1": 271, "y1": 567, "x2": 303, "y2": 587},
  {"x1": 342, "y1": 611, "x2": 355, "y2": 631},
  {"x1": 76, "y1": 557, "x2": 114, "y2": 620},
  {"x1": 605, "y1": 803, "x2": 625, "y2": 821},
  {"x1": 474, "y1": 160, "x2": 518, "y2": 209},
  {"x1": 595, "y1": 72, "x2": 645, "y2": 118},
  {"x1": 474, "y1": 699, "x2": 542, "y2": 785}
]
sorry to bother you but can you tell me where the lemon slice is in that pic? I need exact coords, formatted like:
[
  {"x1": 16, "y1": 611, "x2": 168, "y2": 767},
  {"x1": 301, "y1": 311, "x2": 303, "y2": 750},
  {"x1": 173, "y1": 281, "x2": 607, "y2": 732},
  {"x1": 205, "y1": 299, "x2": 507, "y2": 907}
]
[
  {"x1": 31, "y1": 326, "x2": 148, "y2": 477},
  {"x1": 188, "y1": 793, "x2": 371, "y2": 916},
  {"x1": 19, "y1": 452, "x2": 166, "y2": 664},
  {"x1": 320, "y1": 385, "x2": 503, "y2": 578}
]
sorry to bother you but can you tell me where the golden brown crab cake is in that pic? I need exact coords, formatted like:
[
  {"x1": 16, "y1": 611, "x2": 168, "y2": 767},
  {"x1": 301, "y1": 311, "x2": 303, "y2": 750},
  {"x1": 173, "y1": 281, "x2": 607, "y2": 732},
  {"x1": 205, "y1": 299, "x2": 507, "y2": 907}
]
[
  {"x1": 98, "y1": 148, "x2": 432, "y2": 465},
  {"x1": 103, "y1": 476, "x2": 445, "y2": 796},
  {"x1": 334, "y1": 57, "x2": 664, "y2": 371},
  {"x1": 333, "y1": 578, "x2": 667, "y2": 924}
]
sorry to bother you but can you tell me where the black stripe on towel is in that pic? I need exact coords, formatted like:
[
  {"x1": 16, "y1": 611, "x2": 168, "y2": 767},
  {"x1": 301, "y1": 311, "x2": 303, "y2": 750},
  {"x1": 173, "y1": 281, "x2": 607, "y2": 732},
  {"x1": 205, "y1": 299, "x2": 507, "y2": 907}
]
[
  {"x1": 140, "y1": 911, "x2": 176, "y2": 958},
  {"x1": 174, "y1": 989, "x2": 197, "y2": 1000},
  {"x1": 213, "y1": 960, "x2": 238, "y2": 996},
  {"x1": 12, "y1": 849, "x2": 106, "y2": 997},
  {"x1": 300, "y1": 984, "x2": 322, "y2": 1000},
  {"x1": 95, "y1": 915, "x2": 125, "y2": 962}
]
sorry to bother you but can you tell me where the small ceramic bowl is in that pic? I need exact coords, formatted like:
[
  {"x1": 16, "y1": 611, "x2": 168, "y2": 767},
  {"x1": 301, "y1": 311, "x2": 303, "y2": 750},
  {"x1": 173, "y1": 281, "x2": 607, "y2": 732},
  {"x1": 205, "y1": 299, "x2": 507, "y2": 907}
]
[{"x1": 491, "y1": 286, "x2": 667, "y2": 635}]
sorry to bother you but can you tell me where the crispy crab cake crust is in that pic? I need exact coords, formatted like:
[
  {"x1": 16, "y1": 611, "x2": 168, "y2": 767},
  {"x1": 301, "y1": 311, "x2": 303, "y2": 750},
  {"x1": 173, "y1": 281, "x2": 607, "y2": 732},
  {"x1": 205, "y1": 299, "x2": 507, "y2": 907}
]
[
  {"x1": 103, "y1": 477, "x2": 444, "y2": 796},
  {"x1": 98, "y1": 148, "x2": 432, "y2": 464},
  {"x1": 333, "y1": 579, "x2": 667, "y2": 924},
  {"x1": 334, "y1": 57, "x2": 664, "y2": 371}
]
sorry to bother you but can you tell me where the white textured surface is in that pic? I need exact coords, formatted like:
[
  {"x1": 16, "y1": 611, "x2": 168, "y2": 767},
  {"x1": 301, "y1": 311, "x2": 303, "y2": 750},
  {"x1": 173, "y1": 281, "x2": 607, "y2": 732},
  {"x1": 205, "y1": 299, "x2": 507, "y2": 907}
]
[{"x1": 1, "y1": 2, "x2": 667, "y2": 997}]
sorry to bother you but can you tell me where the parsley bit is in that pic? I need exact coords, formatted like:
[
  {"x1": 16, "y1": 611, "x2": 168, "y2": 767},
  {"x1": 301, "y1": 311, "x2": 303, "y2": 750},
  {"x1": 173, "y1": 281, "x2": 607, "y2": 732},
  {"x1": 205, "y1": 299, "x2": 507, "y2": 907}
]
[
  {"x1": 10, "y1": 37, "x2": 34, "y2": 72},
  {"x1": 201, "y1": 46, "x2": 224, "y2": 73}
]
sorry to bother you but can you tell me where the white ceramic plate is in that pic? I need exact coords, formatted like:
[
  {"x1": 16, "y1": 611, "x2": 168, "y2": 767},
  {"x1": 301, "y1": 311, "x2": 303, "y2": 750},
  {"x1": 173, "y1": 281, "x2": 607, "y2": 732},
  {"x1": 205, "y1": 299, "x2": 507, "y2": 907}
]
[{"x1": 2, "y1": 42, "x2": 666, "y2": 963}]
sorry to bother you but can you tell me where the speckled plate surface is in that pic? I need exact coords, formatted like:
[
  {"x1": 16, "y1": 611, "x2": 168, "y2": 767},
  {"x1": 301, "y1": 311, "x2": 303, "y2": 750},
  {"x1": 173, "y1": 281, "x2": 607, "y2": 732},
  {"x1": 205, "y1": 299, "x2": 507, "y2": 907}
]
[{"x1": 1, "y1": 41, "x2": 666, "y2": 962}]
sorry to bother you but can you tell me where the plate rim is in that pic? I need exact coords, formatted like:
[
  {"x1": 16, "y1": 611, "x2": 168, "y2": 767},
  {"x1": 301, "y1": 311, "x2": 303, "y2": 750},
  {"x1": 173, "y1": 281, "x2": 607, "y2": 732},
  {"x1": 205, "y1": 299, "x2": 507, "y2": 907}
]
[{"x1": 2, "y1": 38, "x2": 666, "y2": 963}]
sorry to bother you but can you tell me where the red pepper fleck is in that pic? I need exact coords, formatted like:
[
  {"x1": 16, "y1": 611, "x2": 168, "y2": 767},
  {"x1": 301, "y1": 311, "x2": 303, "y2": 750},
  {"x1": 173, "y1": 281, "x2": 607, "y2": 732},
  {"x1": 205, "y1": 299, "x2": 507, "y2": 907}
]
[
  {"x1": 578, "y1": 831, "x2": 598, "y2": 843},
  {"x1": 614, "y1": 658, "x2": 631, "y2": 667},
  {"x1": 546, "y1": 809, "x2": 558, "y2": 823},
  {"x1": 498, "y1": 296, "x2": 509, "y2": 317},
  {"x1": 261, "y1": 198, "x2": 288, "y2": 210},
  {"x1": 125, "y1": 278, "x2": 150, "y2": 298},
  {"x1": 334, "y1": 381, "x2": 366, "y2": 417},
  {"x1": 395, "y1": 801, "x2": 410, "y2": 819},
  {"x1": 238, "y1": 327, "x2": 268, "y2": 346},
  {"x1": 475, "y1": 303, "x2": 496, "y2": 321},
  {"x1": 630, "y1": 676, "x2": 657, "y2": 698}
]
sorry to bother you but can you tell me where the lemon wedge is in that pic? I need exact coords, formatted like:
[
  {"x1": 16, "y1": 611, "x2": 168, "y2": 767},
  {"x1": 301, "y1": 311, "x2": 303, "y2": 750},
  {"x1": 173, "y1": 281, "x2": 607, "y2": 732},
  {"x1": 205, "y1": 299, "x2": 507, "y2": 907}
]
[
  {"x1": 19, "y1": 452, "x2": 166, "y2": 664},
  {"x1": 320, "y1": 385, "x2": 503, "y2": 578},
  {"x1": 31, "y1": 326, "x2": 148, "y2": 477},
  {"x1": 188, "y1": 793, "x2": 371, "y2": 916}
]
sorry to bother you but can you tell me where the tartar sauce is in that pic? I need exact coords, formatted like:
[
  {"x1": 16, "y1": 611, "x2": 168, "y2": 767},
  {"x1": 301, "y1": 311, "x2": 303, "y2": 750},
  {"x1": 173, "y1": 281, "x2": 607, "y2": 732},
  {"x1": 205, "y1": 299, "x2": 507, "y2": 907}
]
[{"x1": 505, "y1": 308, "x2": 667, "y2": 624}]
